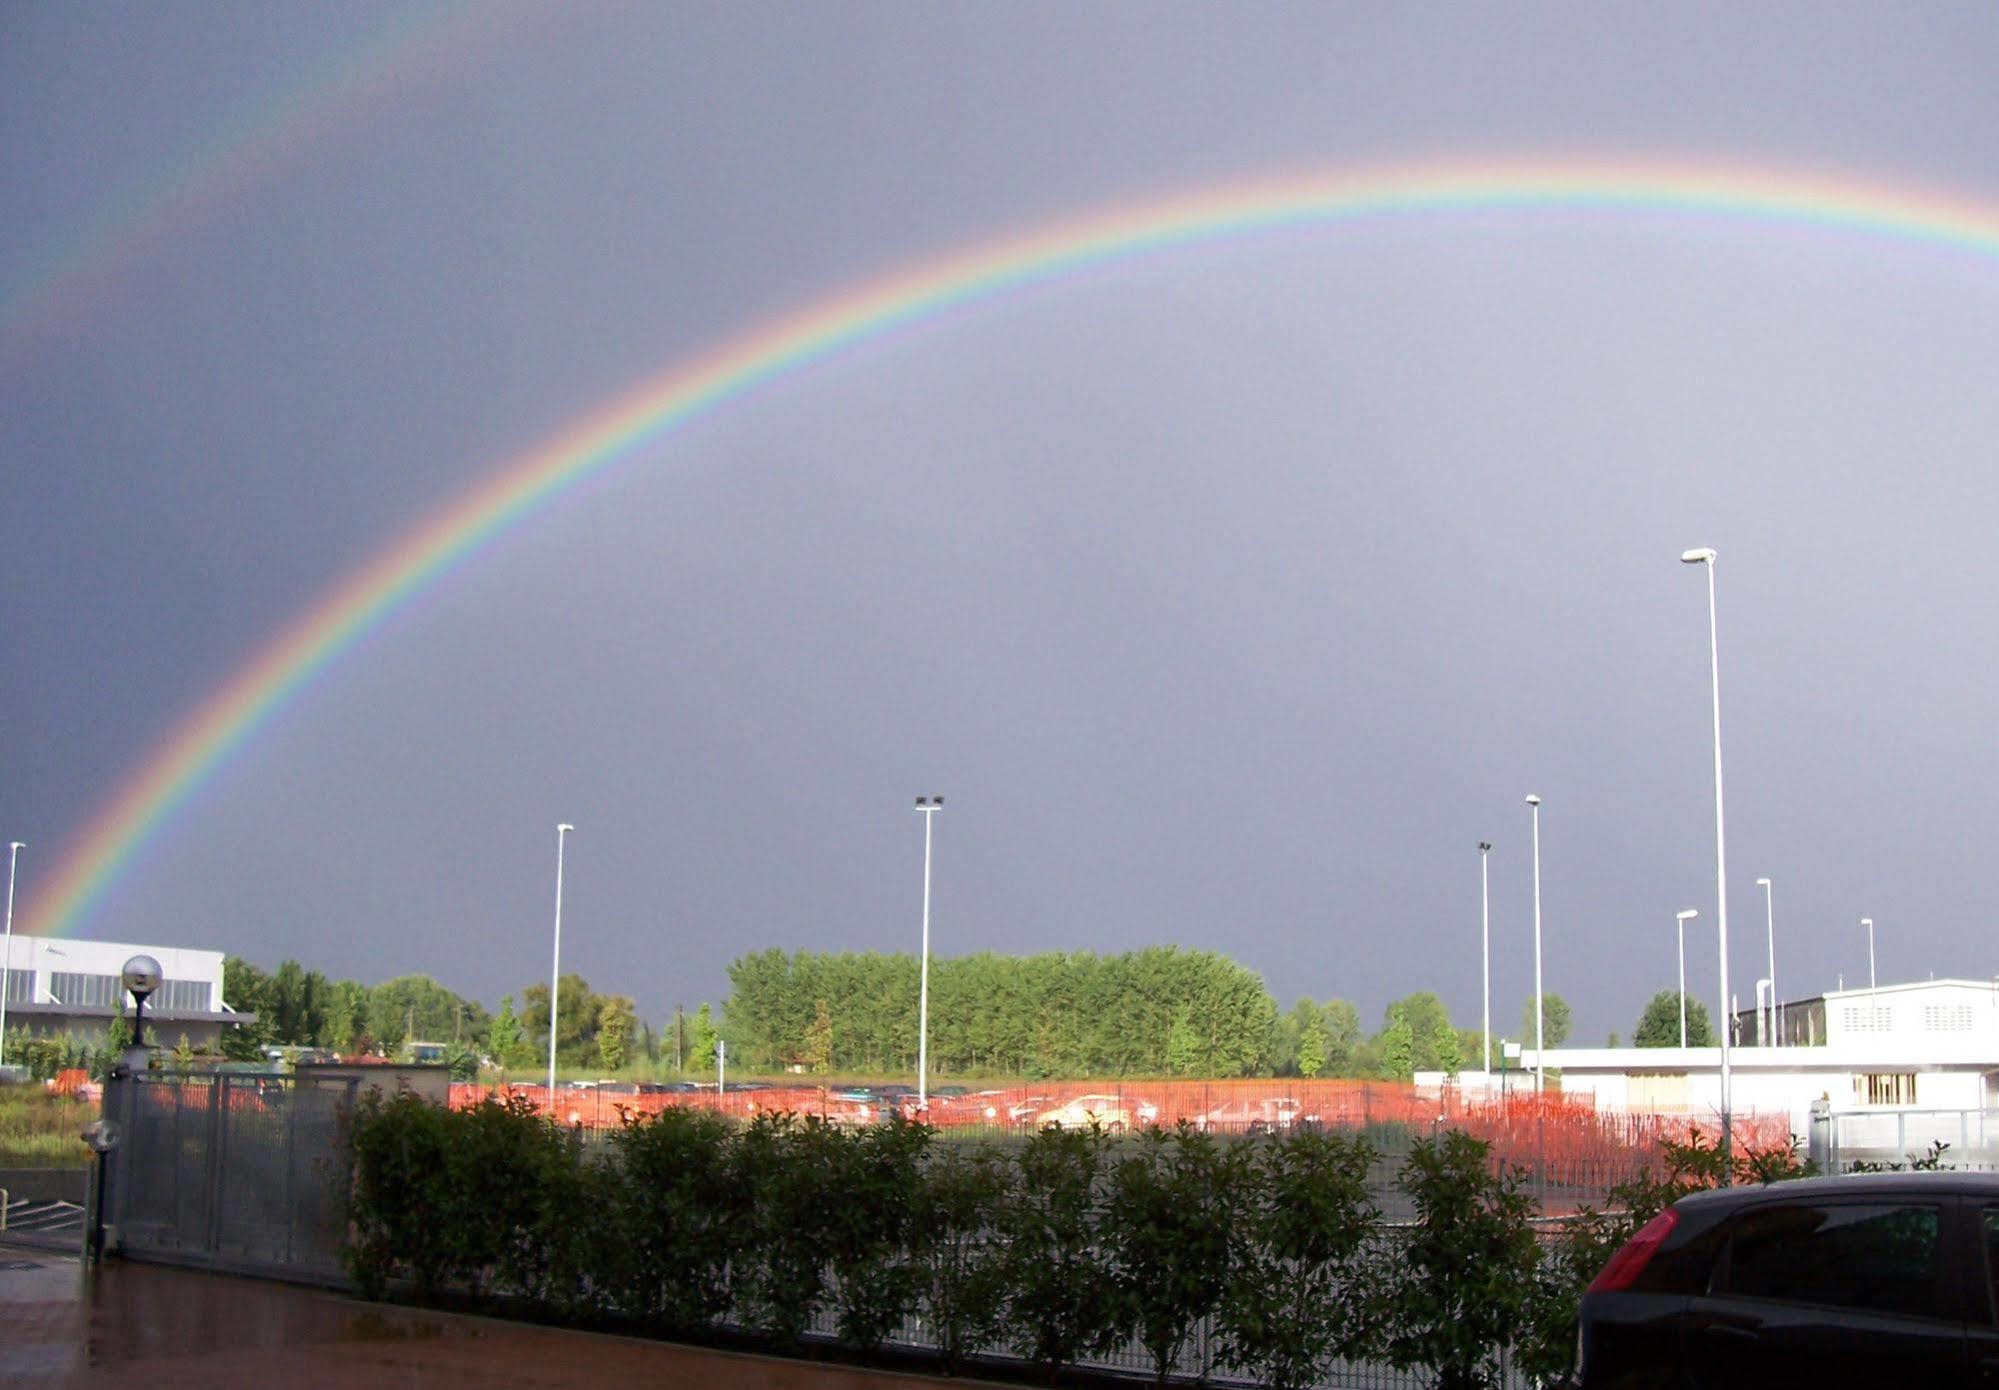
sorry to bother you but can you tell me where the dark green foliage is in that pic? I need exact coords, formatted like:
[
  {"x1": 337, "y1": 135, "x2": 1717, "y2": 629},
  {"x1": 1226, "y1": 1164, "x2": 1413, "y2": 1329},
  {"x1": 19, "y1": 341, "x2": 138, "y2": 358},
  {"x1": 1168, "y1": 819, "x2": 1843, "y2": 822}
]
[
  {"x1": 595, "y1": 1104, "x2": 744, "y2": 1335},
  {"x1": 1632, "y1": 990, "x2": 1715, "y2": 1047},
  {"x1": 1217, "y1": 1127, "x2": 1382, "y2": 1390},
  {"x1": 826, "y1": 1114, "x2": 932, "y2": 1356},
  {"x1": 339, "y1": 1099, "x2": 1778, "y2": 1390},
  {"x1": 1384, "y1": 1132, "x2": 1544, "y2": 1390},
  {"x1": 1104, "y1": 1124, "x2": 1252, "y2": 1384},
  {"x1": 729, "y1": 1112, "x2": 846, "y2": 1346},
  {"x1": 908, "y1": 1144, "x2": 1013, "y2": 1373},
  {"x1": 342, "y1": 1089, "x2": 576, "y2": 1302},
  {"x1": 998, "y1": 1126, "x2": 1128, "y2": 1379},
  {"x1": 725, "y1": 945, "x2": 1276, "y2": 1077}
]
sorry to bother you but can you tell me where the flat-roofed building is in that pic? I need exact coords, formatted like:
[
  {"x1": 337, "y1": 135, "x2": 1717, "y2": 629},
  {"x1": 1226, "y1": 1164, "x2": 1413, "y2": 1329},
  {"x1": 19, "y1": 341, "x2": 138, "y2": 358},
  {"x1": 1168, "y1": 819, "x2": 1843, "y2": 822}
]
[
  {"x1": 1526, "y1": 979, "x2": 1999, "y2": 1142},
  {"x1": 0, "y1": 936, "x2": 252, "y2": 1052}
]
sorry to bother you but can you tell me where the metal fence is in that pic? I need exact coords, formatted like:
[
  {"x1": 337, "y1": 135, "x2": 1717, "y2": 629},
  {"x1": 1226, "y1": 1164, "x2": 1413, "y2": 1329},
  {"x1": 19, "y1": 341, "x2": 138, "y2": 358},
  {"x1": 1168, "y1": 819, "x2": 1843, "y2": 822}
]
[
  {"x1": 95, "y1": 1072, "x2": 1683, "y2": 1388},
  {"x1": 104, "y1": 1070, "x2": 355, "y2": 1282},
  {"x1": 1822, "y1": 1106, "x2": 1999, "y2": 1171}
]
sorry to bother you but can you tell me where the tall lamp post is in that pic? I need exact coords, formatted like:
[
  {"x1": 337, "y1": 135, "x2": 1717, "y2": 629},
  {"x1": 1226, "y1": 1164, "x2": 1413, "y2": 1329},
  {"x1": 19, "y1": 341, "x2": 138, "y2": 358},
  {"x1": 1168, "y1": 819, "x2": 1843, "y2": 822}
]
[
  {"x1": 1675, "y1": 909, "x2": 1699, "y2": 1048},
  {"x1": 0, "y1": 841, "x2": 21, "y2": 1069},
  {"x1": 1479, "y1": 841, "x2": 1493, "y2": 1077},
  {"x1": 547, "y1": 823, "x2": 574, "y2": 1099},
  {"x1": 1525, "y1": 795, "x2": 1544, "y2": 1093},
  {"x1": 1681, "y1": 546, "x2": 1732, "y2": 1178},
  {"x1": 1863, "y1": 917, "x2": 1876, "y2": 990},
  {"x1": 1757, "y1": 877, "x2": 1777, "y2": 1047},
  {"x1": 915, "y1": 796, "x2": 943, "y2": 1109},
  {"x1": 119, "y1": 954, "x2": 161, "y2": 1074}
]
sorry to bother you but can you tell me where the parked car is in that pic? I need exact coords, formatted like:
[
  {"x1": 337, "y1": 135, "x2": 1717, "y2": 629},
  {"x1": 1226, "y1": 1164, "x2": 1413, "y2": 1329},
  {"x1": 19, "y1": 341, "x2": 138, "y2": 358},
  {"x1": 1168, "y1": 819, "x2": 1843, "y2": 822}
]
[
  {"x1": 1036, "y1": 1094, "x2": 1158, "y2": 1134},
  {"x1": 1568, "y1": 1171, "x2": 1999, "y2": 1388},
  {"x1": 1192, "y1": 1095, "x2": 1319, "y2": 1134}
]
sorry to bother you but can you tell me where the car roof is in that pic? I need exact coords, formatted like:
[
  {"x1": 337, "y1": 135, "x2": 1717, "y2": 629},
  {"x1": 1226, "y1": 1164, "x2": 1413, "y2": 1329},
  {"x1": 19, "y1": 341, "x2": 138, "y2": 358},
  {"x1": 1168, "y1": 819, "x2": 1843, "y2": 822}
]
[{"x1": 1677, "y1": 1170, "x2": 1999, "y2": 1214}]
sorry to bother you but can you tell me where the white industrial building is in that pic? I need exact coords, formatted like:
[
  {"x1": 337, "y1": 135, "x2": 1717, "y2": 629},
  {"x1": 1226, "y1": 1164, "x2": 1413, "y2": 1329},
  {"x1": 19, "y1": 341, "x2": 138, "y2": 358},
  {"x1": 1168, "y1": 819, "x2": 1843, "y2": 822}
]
[
  {"x1": 0, "y1": 936, "x2": 249, "y2": 1052},
  {"x1": 1524, "y1": 978, "x2": 1999, "y2": 1139}
]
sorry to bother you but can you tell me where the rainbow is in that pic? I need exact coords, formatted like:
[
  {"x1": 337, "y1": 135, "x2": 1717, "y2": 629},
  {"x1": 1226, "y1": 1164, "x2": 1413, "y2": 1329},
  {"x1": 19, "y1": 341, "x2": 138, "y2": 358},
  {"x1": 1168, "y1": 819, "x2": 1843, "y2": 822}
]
[
  {"x1": 0, "y1": 1, "x2": 541, "y2": 357},
  {"x1": 27, "y1": 155, "x2": 1999, "y2": 939}
]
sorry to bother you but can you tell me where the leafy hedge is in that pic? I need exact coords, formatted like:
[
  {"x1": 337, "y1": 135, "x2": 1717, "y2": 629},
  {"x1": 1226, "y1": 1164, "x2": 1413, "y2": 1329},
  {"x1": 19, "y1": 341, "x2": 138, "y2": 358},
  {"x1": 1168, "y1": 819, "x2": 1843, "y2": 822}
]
[{"x1": 341, "y1": 1093, "x2": 1806, "y2": 1388}]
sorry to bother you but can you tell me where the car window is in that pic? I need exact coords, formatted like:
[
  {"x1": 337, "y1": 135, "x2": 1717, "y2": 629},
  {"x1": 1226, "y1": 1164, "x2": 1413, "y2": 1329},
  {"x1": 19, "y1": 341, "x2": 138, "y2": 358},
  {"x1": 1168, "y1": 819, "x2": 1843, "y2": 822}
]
[{"x1": 1722, "y1": 1202, "x2": 1941, "y2": 1318}]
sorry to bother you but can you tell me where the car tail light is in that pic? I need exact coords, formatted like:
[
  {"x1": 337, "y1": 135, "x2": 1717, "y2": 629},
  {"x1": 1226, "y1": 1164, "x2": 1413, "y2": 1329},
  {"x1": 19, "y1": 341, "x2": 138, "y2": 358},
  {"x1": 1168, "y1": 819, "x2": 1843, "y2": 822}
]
[{"x1": 1586, "y1": 1207, "x2": 1680, "y2": 1294}]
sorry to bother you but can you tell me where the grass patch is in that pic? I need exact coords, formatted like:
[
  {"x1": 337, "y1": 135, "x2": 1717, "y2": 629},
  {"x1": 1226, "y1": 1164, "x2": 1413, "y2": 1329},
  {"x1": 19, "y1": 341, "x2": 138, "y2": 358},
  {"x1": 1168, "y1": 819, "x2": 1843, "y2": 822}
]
[{"x1": 0, "y1": 1088, "x2": 95, "y2": 1168}]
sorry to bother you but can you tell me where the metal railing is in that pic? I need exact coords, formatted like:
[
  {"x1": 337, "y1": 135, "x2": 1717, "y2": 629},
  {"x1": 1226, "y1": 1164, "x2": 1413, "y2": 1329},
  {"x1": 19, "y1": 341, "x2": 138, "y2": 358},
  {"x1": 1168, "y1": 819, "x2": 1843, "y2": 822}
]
[{"x1": 104, "y1": 1070, "x2": 356, "y2": 1281}]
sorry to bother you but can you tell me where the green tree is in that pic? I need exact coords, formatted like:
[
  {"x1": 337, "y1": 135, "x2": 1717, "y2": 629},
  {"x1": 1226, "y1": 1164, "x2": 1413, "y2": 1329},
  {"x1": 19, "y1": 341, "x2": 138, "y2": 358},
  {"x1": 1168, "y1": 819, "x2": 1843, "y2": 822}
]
[
  {"x1": 1519, "y1": 992, "x2": 1572, "y2": 1050},
  {"x1": 687, "y1": 1003, "x2": 718, "y2": 1073},
  {"x1": 1297, "y1": 1007, "x2": 1329, "y2": 1079},
  {"x1": 802, "y1": 999, "x2": 833, "y2": 1073},
  {"x1": 1633, "y1": 990, "x2": 1714, "y2": 1048},
  {"x1": 597, "y1": 995, "x2": 637, "y2": 1072},
  {"x1": 489, "y1": 994, "x2": 526, "y2": 1068},
  {"x1": 1380, "y1": 1017, "x2": 1415, "y2": 1079},
  {"x1": 1166, "y1": 1007, "x2": 1202, "y2": 1076}
]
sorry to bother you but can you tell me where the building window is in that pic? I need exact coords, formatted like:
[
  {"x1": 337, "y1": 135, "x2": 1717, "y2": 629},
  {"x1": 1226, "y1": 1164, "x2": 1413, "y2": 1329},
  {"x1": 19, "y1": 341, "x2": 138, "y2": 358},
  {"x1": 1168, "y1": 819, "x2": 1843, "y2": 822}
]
[
  {"x1": 1842, "y1": 1006, "x2": 1893, "y2": 1033},
  {"x1": 1857, "y1": 1073, "x2": 1918, "y2": 1106},
  {"x1": 1923, "y1": 1005, "x2": 1974, "y2": 1033},
  {"x1": 1, "y1": 967, "x2": 29, "y2": 1004},
  {"x1": 155, "y1": 979, "x2": 212, "y2": 1013},
  {"x1": 48, "y1": 971, "x2": 122, "y2": 1008}
]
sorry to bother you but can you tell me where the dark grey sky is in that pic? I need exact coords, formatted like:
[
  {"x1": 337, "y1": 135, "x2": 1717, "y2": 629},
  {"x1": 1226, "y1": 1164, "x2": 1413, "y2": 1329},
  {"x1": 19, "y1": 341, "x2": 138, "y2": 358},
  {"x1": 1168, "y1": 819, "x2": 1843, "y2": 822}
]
[{"x1": 5, "y1": 3, "x2": 1999, "y2": 1047}]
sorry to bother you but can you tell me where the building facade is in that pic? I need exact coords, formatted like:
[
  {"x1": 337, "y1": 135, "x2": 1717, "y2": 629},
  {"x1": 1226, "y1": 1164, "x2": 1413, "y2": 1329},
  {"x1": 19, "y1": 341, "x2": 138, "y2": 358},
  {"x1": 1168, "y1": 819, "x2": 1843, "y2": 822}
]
[
  {"x1": 0, "y1": 936, "x2": 249, "y2": 1052},
  {"x1": 1529, "y1": 979, "x2": 1999, "y2": 1137}
]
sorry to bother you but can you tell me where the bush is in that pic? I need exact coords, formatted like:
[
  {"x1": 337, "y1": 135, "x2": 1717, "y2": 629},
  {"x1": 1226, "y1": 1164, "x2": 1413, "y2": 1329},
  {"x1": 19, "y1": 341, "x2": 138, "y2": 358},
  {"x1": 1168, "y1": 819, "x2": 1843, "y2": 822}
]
[
  {"x1": 1104, "y1": 1124, "x2": 1252, "y2": 1385},
  {"x1": 1384, "y1": 1132, "x2": 1543, "y2": 1390},
  {"x1": 595, "y1": 1103, "x2": 743, "y2": 1335},
  {"x1": 997, "y1": 1125, "x2": 1127, "y2": 1379},
  {"x1": 1217, "y1": 1126, "x2": 1382, "y2": 1390},
  {"x1": 907, "y1": 1143, "x2": 1013, "y2": 1373},
  {"x1": 827, "y1": 1114, "x2": 931, "y2": 1356},
  {"x1": 729, "y1": 1112, "x2": 846, "y2": 1346},
  {"x1": 342, "y1": 1089, "x2": 579, "y2": 1301}
]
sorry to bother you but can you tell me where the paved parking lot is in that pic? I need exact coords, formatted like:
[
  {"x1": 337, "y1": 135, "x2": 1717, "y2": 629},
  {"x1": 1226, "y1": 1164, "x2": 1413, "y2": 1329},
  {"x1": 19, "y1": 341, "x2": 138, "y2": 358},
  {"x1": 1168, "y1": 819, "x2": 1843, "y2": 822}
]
[{"x1": 0, "y1": 1244, "x2": 993, "y2": 1390}]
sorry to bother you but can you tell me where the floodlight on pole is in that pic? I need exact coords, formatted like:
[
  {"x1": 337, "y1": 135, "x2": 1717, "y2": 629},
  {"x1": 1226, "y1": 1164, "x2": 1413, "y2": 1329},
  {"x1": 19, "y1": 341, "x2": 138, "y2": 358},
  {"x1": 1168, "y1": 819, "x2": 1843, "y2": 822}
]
[
  {"x1": 1681, "y1": 545, "x2": 1732, "y2": 1179},
  {"x1": 1675, "y1": 909, "x2": 1699, "y2": 1049},
  {"x1": 547, "y1": 823, "x2": 574, "y2": 1099},
  {"x1": 915, "y1": 796, "x2": 944, "y2": 1109},
  {"x1": 1525, "y1": 796, "x2": 1544, "y2": 1093},
  {"x1": 1479, "y1": 842, "x2": 1493, "y2": 1077}
]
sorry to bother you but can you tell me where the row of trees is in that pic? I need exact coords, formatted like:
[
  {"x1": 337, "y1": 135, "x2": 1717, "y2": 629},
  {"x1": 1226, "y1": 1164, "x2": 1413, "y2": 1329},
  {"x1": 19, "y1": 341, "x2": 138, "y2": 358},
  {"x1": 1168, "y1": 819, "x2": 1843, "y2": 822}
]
[
  {"x1": 221, "y1": 958, "x2": 653, "y2": 1076},
  {"x1": 221, "y1": 949, "x2": 1704, "y2": 1083},
  {"x1": 721, "y1": 947, "x2": 1576, "y2": 1081}
]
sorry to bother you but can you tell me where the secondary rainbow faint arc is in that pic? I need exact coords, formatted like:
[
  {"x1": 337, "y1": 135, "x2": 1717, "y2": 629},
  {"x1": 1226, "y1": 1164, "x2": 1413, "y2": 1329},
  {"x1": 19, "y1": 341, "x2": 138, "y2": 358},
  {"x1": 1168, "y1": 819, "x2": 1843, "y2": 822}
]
[{"x1": 29, "y1": 155, "x2": 1999, "y2": 940}]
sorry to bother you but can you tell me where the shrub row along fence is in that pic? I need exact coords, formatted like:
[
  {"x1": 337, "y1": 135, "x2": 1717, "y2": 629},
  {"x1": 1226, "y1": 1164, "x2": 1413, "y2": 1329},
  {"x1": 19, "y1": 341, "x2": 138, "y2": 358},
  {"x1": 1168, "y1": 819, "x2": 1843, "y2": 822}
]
[
  {"x1": 453, "y1": 1077, "x2": 1791, "y2": 1213},
  {"x1": 340, "y1": 1089, "x2": 1810, "y2": 1390}
]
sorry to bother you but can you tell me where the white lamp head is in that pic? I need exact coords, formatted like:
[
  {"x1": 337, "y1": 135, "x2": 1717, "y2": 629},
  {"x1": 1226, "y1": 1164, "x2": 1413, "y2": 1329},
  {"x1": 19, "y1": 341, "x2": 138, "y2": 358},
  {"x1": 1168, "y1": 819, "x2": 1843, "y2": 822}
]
[
  {"x1": 1756, "y1": 877, "x2": 1771, "y2": 888},
  {"x1": 1861, "y1": 917, "x2": 1873, "y2": 928},
  {"x1": 557, "y1": 823, "x2": 574, "y2": 834},
  {"x1": 120, "y1": 954, "x2": 163, "y2": 1001},
  {"x1": 1681, "y1": 547, "x2": 1717, "y2": 564},
  {"x1": 1676, "y1": 909, "x2": 1699, "y2": 922},
  {"x1": 1524, "y1": 794, "x2": 1541, "y2": 807}
]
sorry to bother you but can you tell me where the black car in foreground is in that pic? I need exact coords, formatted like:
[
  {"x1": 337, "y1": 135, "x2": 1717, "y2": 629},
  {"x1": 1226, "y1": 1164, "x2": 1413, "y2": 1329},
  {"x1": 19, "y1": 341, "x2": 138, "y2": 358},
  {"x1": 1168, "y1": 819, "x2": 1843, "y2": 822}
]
[{"x1": 1572, "y1": 1171, "x2": 1999, "y2": 1388}]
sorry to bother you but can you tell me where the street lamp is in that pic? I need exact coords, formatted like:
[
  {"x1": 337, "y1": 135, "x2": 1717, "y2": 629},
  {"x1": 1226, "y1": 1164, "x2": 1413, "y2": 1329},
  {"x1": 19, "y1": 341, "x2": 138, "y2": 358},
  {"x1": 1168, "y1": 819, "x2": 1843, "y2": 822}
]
[
  {"x1": 1675, "y1": 909, "x2": 1699, "y2": 1048},
  {"x1": 1525, "y1": 795, "x2": 1544, "y2": 1093},
  {"x1": 1681, "y1": 545, "x2": 1732, "y2": 1178},
  {"x1": 1757, "y1": 877, "x2": 1777, "y2": 1047},
  {"x1": 915, "y1": 796, "x2": 944, "y2": 1109},
  {"x1": 1479, "y1": 841, "x2": 1493, "y2": 1077},
  {"x1": 0, "y1": 841, "x2": 21, "y2": 1069},
  {"x1": 547, "y1": 823, "x2": 574, "y2": 1099},
  {"x1": 120, "y1": 954, "x2": 161, "y2": 1073},
  {"x1": 1863, "y1": 917, "x2": 1875, "y2": 990}
]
